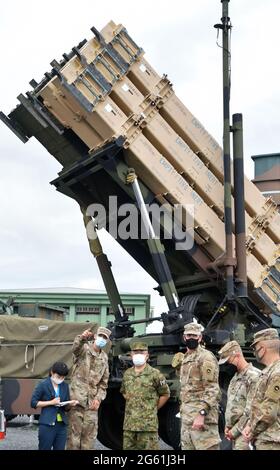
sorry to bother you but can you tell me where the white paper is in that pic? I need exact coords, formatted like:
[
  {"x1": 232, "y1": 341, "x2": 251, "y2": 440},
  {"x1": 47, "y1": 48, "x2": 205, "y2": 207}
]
[
  {"x1": 55, "y1": 401, "x2": 73, "y2": 407},
  {"x1": 176, "y1": 412, "x2": 181, "y2": 418}
]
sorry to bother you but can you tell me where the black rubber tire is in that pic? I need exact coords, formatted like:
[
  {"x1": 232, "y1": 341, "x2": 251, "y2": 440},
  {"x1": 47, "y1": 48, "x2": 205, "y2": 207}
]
[
  {"x1": 5, "y1": 414, "x2": 17, "y2": 422},
  {"x1": 97, "y1": 391, "x2": 125, "y2": 449},
  {"x1": 158, "y1": 402, "x2": 180, "y2": 450},
  {"x1": 159, "y1": 404, "x2": 231, "y2": 450}
]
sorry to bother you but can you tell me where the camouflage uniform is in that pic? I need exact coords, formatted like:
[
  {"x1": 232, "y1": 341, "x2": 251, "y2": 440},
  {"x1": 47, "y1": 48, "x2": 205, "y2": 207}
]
[
  {"x1": 175, "y1": 323, "x2": 221, "y2": 450},
  {"x1": 66, "y1": 327, "x2": 110, "y2": 450},
  {"x1": 120, "y1": 342, "x2": 170, "y2": 450},
  {"x1": 218, "y1": 341, "x2": 260, "y2": 450},
  {"x1": 249, "y1": 328, "x2": 280, "y2": 450}
]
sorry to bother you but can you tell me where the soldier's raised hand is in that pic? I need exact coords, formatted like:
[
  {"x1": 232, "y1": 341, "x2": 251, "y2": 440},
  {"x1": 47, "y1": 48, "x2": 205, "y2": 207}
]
[{"x1": 81, "y1": 329, "x2": 94, "y2": 340}]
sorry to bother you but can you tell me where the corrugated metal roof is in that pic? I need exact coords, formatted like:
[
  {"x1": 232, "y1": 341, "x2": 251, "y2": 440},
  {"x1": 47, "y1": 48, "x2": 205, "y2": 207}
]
[
  {"x1": 0, "y1": 287, "x2": 148, "y2": 296},
  {"x1": 0, "y1": 287, "x2": 104, "y2": 294}
]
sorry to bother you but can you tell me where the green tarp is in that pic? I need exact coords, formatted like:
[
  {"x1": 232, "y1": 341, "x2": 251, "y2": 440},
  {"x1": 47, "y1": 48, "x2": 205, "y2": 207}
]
[{"x1": 0, "y1": 315, "x2": 99, "y2": 378}]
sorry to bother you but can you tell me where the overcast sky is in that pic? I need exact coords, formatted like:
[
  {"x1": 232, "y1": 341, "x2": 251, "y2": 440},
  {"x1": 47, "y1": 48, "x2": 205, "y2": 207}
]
[{"x1": 0, "y1": 0, "x2": 279, "y2": 327}]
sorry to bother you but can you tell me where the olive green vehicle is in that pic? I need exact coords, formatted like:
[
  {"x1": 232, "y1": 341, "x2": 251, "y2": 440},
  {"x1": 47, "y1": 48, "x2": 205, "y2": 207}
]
[
  {"x1": 0, "y1": 316, "x2": 100, "y2": 422},
  {"x1": 1, "y1": 1, "x2": 279, "y2": 449}
]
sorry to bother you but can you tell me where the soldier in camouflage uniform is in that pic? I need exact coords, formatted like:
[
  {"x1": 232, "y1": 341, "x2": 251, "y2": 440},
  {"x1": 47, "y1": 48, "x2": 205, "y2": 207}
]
[
  {"x1": 218, "y1": 340, "x2": 260, "y2": 450},
  {"x1": 66, "y1": 326, "x2": 111, "y2": 450},
  {"x1": 120, "y1": 341, "x2": 170, "y2": 450},
  {"x1": 172, "y1": 322, "x2": 221, "y2": 450},
  {"x1": 242, "y1": 328, "x2": 280, "y2": 450}
]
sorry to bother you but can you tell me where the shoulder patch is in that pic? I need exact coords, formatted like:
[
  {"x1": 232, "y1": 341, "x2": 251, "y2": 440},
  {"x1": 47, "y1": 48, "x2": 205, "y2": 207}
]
[
  {"x1": 201, "y1": 360, "x2": 216, "y2": 381},
  {"x1": 172, "y1": 352, "x2": 184, "y2": 369},
  {"x1": 152, "y1": 370, "x2": 168, "y2": 392},
  {"x1": 265, "y1": 376, "x2": 280, "y2": 401},
  {"x1": 155, "y1": 370, "x2": 166, "y2": 385}
]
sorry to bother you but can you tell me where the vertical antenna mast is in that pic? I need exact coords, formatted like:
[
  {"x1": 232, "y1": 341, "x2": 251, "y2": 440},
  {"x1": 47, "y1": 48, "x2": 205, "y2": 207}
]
[{"x1": 214, "y1": 0, "x2": 235, "y2": 299}]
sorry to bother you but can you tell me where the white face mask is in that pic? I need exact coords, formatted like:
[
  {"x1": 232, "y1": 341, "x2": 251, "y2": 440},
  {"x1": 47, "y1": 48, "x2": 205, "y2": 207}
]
[
  {"x1": 132, "y1": 354, "x2": 146, "y2": 367},
  {"x1": 95, "y1": 336, "x2": 107, "y2": 349},
  {"x1": 52, "y1": 376, "x2": 64, "y2": 385}
]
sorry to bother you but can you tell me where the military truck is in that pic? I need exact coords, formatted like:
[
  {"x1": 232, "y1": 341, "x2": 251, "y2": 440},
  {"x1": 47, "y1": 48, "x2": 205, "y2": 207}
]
[
  {"x1": 0, "y1": 315, "x2": 99, "y2": 423},
  {"x1": 1, "y1": 2, "x2": 279, "y2": 449}
]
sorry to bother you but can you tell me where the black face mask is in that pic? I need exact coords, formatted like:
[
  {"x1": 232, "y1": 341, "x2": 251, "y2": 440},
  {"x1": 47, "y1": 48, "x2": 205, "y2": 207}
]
[
  {"x1": 223, "y1": 363, "x2": 237, "y2": 375},
  {"x1": 185, "y1": 338, "x2": 199, "y2": 350}
]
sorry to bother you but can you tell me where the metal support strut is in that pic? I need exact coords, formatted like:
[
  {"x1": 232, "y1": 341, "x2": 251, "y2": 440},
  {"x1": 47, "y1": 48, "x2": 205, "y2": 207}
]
[
  {"x1": 126, "y1": 169, "x2": 179, "y2": 311},
  {"x1": 232, "y1": 113, "x2": 248, "y2": 297},
  {"x1": 81, "y1": 207, "x2": 127, "y2": 324}
]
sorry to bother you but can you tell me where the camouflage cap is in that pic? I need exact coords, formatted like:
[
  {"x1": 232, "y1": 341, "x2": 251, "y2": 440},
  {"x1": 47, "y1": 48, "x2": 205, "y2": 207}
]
[
  {"x1": 97, "y1": 326, "x2": 111, "y2": 339},
  {"x1": 130, "y1": 341, "x2": 148, "y2": 351},
  {"x1": 218, "y1": 340, "x2": 242, "y2": 365},
  {"x1": 183, "y1": 322, "x2": 204, "y2": 336},
  {"x1": 251, "y1": 328, "x2": 279, "y2": 347}
]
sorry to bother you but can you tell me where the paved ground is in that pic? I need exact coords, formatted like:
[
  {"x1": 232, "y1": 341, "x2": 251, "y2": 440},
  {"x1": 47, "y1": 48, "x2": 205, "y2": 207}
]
[
  {"x1": 0, "y1": 416, "x2": 110, "y2": 450},
  {"x1": 0, "y1": 416, "x2": 171, "y2": 450},
  {"x1": 0, "y1": 416, "x2": 39, "y2": 450}
]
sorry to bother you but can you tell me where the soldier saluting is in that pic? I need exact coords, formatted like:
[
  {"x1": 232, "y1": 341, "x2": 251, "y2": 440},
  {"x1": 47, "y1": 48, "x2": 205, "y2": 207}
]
[
  {"x1": 172, "y1": 322, "x2": 221, "y2": 450},
  {"x1": 120, "y1": 341, "x2": 170, "y2": 450}
]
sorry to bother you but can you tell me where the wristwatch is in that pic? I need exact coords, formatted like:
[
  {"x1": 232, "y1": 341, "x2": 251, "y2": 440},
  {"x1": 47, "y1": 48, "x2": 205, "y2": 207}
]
[{"x1": 199, "y1": 409, "x2": 207, "y2": 416}]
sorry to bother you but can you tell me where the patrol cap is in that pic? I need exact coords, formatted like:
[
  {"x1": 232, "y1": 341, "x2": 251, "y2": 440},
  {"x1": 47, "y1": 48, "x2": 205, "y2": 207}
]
[
  {"x1": 130, "y1": 341, "x2": 148, "y2": 351},
  {"x1": 251, "y1": 328, "x2": 279, "y2": 347},
  {"x1": 183, "y1": 322, "x2": 204, "y2": 336},
  {"x1": 97, "y1": 326, "x2": 111, "y2": 339},
  {"x1": 218, "y1": 340, "x2": 242, "y2": 365}
]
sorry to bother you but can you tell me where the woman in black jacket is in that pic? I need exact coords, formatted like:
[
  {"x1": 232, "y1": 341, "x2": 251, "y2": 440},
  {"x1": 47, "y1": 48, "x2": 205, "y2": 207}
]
[{"x1": 31, "y1": 362, "x2": 78, "y2": 450}]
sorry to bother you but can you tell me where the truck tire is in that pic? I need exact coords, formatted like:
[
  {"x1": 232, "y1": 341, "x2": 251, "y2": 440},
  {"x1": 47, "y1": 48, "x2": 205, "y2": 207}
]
[
  {"x1": 5, "y1": 414, "x2": 17, "y2": 422},
  {"x1": 158, "y1": 402, "x2": 180, "y2": 449},
  {"x1": 97, "y1": 391, "x2": 125, "y2": 449},
  {"x1": 158, "y1": 402, "x2": 229, "y2": 450}
]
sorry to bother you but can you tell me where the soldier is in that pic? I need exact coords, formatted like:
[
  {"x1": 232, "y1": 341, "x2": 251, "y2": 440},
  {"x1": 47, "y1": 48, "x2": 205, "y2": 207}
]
[
  {"x1": 218, "y1": 340, "x2": 260, "y2": 450},
  {"x1": 242, "y1": 328, "x2": 280, "y2": 450},
  {"x1": 66, "y1": 326, "x2": 111, "y2": 450},
  {"x1": 120, "y1": 341, "x2": 170, "y2": 450},
  {"x1": 172, "y1": 322, "x2": 221, "y2": 450}
]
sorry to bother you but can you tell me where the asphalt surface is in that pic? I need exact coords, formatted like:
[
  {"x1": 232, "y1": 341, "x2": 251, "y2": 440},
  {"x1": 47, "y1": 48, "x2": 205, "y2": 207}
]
[
  {"x1": 0, "y1": 415, "x2": 108, "y2": 450},
  {"x1": 0, "y1": 416, "x2": 171, "y2": 450}
]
